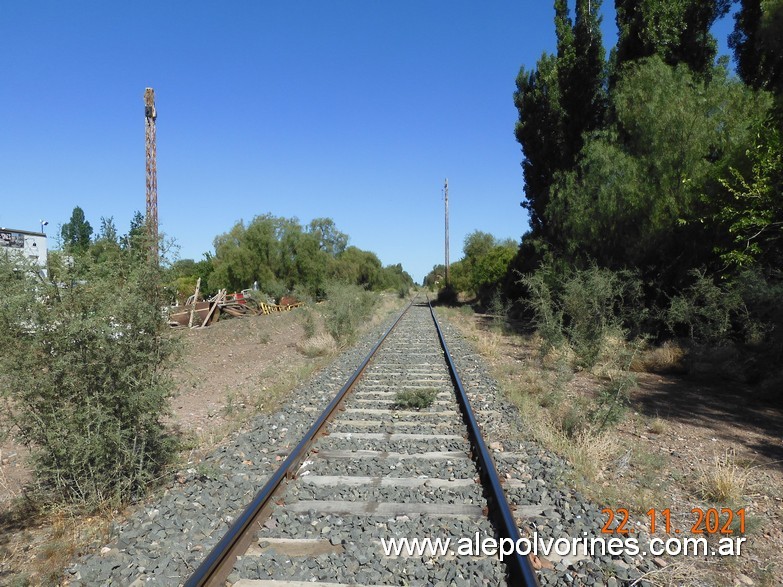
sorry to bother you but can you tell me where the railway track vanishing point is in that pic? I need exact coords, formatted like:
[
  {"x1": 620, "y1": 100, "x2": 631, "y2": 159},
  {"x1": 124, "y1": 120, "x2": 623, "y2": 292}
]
[{"x1": 186, "y1": 298, "x2": 539, "y2": 586}]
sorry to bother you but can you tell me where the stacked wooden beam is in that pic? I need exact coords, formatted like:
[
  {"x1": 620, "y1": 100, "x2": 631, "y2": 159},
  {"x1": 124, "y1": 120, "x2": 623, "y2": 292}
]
[{"x1": 168, "y1": 286, "x2": 303, "y2": 328}]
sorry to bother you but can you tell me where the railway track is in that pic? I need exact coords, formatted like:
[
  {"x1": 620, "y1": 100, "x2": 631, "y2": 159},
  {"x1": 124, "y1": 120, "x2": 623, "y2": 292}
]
[{"x1": 185, "y1": 298, "x2": 539, "y2": 586}]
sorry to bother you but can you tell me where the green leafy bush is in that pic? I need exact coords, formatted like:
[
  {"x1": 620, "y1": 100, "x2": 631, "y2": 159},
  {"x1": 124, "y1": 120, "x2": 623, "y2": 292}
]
[
  {"x1": 322, "y1": 282, "x2": 378, "y2": 344},
  {"x1": 665, "y1": 269, "x2": 744, "y2": 344},
  {"x1": 0, "y1": 253, "x2": 176, "y2": 507},
  {"x1": 520, "y1": 265, "x2": 642, "y2": 367},
  {"x1": 518, "y1": 264, "x2": 641, "y2": 427},
  {"x1": 520, "y1": 266, "x2": 566, "y2": 352}
]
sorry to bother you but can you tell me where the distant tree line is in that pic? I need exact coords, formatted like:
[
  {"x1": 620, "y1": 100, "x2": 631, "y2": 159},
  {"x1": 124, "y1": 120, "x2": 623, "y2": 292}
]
[
  {"x1": 168, "y1": 214, "x2": 413, "y2": 302},
  {"x1": 424, "y1": 231, "x2": 517, "y2": 302},
  {"x1": 53, "y1": 208, "x2": 413, "y2": 303}
]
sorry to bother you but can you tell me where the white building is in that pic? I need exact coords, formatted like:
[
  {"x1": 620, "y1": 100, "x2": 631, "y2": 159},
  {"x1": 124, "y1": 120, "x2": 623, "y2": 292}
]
[{"x1": 0, "y1": 227, "x2": 48, "y2": 276}]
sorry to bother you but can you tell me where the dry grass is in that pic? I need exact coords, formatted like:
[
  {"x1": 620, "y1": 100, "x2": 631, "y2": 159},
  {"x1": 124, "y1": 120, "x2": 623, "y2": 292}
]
[
  {"x1": 648, "y1": 416, "x2": 667, "y2": 434},
  {"x1": 253, "y1": 362, "x2": 324, "y2": 413},
  {"x1": 474, "y1": 330, "x2": 501, "y2": 359},
  {"x1": 631, "y1": 340, "x2": 687, "y2": 373},
  {"x1": 296, "y1": 333, "x2": 338, "y2": 357},
  {"x1": 697, "y1": 449, "x2": 749, "y2": 503},
  {"x1": 0, "y1": 452, "x2": 20, "y2": 503},
  {"x1": 540, "y1": 342, "x2": 577, "y2": 371},
  {"x1": 526, "y1": 410, "x2": 620, "y2": 482},
  {"x1": 1, "y1": 504, "x2": 116, "y2": 586},
  {"x1": 439, "y1": 305, "x2": 622, "y2": 483},
  {"x1": 627, "y1": 560, "x2": 716, "y2": 587},
  {"x1": 440, "y1": 304, "x2": 782, "y2": 586}
]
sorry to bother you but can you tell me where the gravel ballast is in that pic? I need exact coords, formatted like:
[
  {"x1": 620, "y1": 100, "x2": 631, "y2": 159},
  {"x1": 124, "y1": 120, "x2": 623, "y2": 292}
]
[{"x1": 67, "y1": 300, "x2": 658, "y2": 586}]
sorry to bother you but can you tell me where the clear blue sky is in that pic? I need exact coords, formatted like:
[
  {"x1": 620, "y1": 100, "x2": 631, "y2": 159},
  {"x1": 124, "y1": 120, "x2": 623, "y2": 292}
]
[{"x1": 0, "y1": 2, "x2": 738, "y2": 283}]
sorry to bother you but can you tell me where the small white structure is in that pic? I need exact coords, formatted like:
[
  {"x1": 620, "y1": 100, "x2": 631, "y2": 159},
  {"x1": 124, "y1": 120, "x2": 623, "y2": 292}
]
[{"x1": 0, "y1": 227, "x2": 48, "y2": 277}]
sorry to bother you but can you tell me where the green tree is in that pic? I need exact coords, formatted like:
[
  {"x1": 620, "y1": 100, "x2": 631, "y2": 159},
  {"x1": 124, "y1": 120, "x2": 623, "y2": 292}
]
[
  {"x1": 514, "y1": 53, "x2": 567, "y2": 234},
  {"x1": 61, "y1": 206, "x2": 93, "y2": 253},
  {"x1": 715, "y1": 120, "x2": 783, "y2": 267},
  {"x1": 272, "y1": 217, "x2": 330, "y2": 294},
  {"x1": 168, "y1": 257, "x2": 214, "y2": 304},
  {"x1": 473, "y1": 245, "x2": 516, "y2": 293},
  {"x1": 447, "y1": 231, "x2": 517, "y2": 300},
  {"x1": 614, "y1": 0, "x2": 731, "y2": 77},
  {"x1": 423, "y1": 264, "x2": 446, "y2": 289},
  {"x1": 463, "y1": 231, "x2": 496, "y2": 262},
  {"x1": 559, "y1": 0, "x2": 607, "y2": 160},
  {"x1": 122, "y1": 211, "x2": 147, "y2": 261},
  {"x1": 209, "y1": 215, "x2": 390, "y2": 298},
  {"x1": 91, "y1": 216, "x2": 122, "y2": 265},
  {"x1": 515, "y1": 1, "x2": 606, "y2": 241},
  {"x1": 376, "y1": 263, "x2": 414, "y2": 293},
  {"x1": 98, "y1": 216, "x2": 118, "y2": 243},
  {"x1": 308, "y1": 217, "x2": 348, "y2": 256},
  {"x1": 730, "y1": 0, "x2": 783, "y2": 100},
  {"x1": 548, "y1": 57, "x2": 769, "y2": 279},
  {"x1": 333, "y1": 246, "x2": 382, "y2": 289},
  {"x1": 211, "y1": 221, "x2": 257, "y2": 292}
]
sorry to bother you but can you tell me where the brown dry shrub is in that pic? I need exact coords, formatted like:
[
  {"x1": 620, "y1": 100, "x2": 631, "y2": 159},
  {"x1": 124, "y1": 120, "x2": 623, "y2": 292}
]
[
  {"x1": 631, "y1": 340, "x2": 687, "y2": 373},
  {"x1": 296, "y1": 333, "x2": 337, "y2": 357},
  {"x1": 697, "y1": 449, "x2": 749, "y2": 503}
]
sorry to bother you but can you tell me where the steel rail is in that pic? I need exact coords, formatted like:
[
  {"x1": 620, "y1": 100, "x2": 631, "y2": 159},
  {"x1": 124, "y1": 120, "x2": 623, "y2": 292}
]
[
  {"x1": 428, "y1": 299, "x2": 540, "y2": 587},
  {"x1": 184, "y1": 299, "x2": 414, "y2": 587}
]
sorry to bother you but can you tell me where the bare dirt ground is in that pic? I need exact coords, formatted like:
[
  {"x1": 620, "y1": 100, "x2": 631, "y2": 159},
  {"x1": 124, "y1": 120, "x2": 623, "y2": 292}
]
[
  {"x1": 0, "y1": 295, "x2": 403, "y2": 586},
  {"x1": 166, "y1": 308, "x2": 315, "y2": 449},
  {"x1": 622, "y1": 373, "x2": 783, "y2": 585},
  {"x1": 446, "y1": 308, "x2": 783, "y2": 587}
]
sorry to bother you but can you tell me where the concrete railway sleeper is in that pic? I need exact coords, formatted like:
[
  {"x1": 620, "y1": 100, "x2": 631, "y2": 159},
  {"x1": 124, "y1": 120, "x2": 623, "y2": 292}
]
[{"x1": 185, "y1": 299, "x2": 539, "y2": 586}]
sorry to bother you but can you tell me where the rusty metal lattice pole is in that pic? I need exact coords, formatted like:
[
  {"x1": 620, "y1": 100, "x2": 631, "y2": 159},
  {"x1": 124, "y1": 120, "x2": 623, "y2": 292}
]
[{"x1": 144, "y1": 87, "x2": 158, "y2": 262}]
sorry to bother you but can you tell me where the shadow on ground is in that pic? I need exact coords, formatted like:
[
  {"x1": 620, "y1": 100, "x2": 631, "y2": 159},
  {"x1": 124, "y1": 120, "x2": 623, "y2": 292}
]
[{"x1": 632, "y1": 373, "x2": 783, "y2": 470}]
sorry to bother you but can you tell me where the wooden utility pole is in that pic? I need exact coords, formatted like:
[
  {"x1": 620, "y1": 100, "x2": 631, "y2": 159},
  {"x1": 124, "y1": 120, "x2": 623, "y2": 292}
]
[
  {"x1": 144, "y1": 87, "x2": 158, "y2": 262},
  {"x1": 444, "y1": 178, "x2": 450, "y2": 286}
]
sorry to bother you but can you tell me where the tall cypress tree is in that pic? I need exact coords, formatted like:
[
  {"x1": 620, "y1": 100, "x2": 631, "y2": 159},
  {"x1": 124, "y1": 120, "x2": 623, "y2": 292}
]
[
  {"x1": 61, "y1": 206, "x2": 93, "y2": 253},
  {"x1": 730, "y1": 0, "x2": 783, "y2": 96},
  {"x1": 515, "y1": 1, "x2": 606, "y2": 237},
  {"x1": 514, "y1": 54, "x2": 566, "y2": 233},
  {"x1": 615, "y1": 0, "x2": 731, "y2": 77},
  {"x1": 561, "y1": 0, "x2": 607, "y2": 162}
]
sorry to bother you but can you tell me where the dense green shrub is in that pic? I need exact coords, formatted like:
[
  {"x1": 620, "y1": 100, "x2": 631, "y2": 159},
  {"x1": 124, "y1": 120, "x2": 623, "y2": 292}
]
[
  {"x1": 0, "y1": 252, "x2": 176, "y2": 507},
  {"x1": 663, "y1": 268, "x2": 783, "y2": 384},
  {"x1": 520, "y1": 265, "x2": 643, "y2": 368},
  {"x1": 518, "y1": 266, "x2": 566, "y2": 351},
  {"x1": 665, "y1": 269, "x2": 744, "y2": 344},
  {"x1": 733, "y1": 268, "x2": 783, "y2": 351},
  {"x1": 322, "y1": 282, "x2": 378, "y2": 344},
  {"x1": 436, "y1": 284, "x2": 458, "y2": 306}
]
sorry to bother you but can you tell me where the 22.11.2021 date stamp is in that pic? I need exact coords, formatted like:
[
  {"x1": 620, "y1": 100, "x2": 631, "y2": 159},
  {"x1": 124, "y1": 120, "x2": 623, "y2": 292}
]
[{"x1": 601, "y1": 507, "x2": 746, "y2": 535}]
